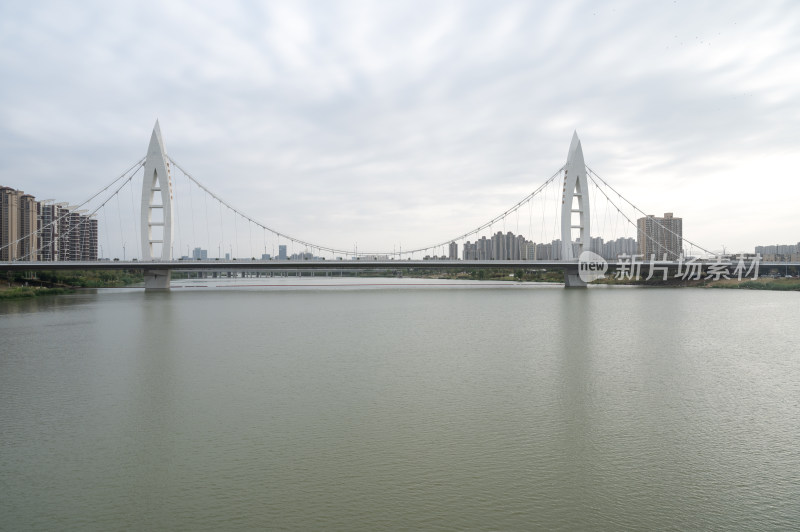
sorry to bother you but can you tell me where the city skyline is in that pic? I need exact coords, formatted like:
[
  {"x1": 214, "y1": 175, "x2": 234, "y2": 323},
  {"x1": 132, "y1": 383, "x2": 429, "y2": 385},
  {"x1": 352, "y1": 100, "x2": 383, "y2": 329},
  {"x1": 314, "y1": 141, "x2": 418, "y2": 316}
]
[
  {"x1": 1, "y1": 185, "x2": 98, "y2": 262},
  {"x1": 1, "y1": 177, "x2": 795, "y2": 262},
  {"x1": 1, "y1": 1, "x2": 798, "y2": 257}
]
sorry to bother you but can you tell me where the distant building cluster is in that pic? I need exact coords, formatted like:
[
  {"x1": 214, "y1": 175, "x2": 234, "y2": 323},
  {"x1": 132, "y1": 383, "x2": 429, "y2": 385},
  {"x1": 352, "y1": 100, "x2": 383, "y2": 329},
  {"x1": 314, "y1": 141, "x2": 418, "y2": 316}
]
[
  {"x1": 454, "y1": 231, "x2": 639, "y2": 261},
  {"x1": 462, "y1": 231, "x2": 533, "y2": 260},
  {"x1": 529, "y1": 237, "x2": 638, "y2": 260},
  {"x1": 290, "y1": 252, "x2": 316, "y2": 260},
  {"x1": 441, "y1": 212, "x2": 684, "y2": 262},
  {"x1": 589, "y1": 237, "x2": 638, "y2": 260},
  {"x1": 755, "y1": 243, "x2": 800, "y2": 261},
  {"x1": 1, "y1": 185, "x2": 98, "y2": 262},
  {"x1": 192, "y1": 247, "x2": 208, "y2": 260}
]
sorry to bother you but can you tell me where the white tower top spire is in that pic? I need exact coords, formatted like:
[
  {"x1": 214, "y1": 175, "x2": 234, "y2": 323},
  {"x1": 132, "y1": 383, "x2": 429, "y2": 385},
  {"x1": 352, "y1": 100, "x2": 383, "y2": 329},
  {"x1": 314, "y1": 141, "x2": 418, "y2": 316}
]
[
  {"x1": 140, "y1": 120, "x2": 174, "y2": 260},
  {"x1": 560, "y1": 131, "x2": 590, "y2": 261}
]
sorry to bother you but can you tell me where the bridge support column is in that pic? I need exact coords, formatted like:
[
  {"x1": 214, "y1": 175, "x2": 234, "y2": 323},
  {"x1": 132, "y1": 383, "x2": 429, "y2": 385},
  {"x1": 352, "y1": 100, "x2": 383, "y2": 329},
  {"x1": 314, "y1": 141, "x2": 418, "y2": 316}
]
[
  {"x1": 563, "y1": 266, "x2": 587, "y2": 288},
  {"x1": 144, "y1": 269, "x2": 171, "y2": 291}
]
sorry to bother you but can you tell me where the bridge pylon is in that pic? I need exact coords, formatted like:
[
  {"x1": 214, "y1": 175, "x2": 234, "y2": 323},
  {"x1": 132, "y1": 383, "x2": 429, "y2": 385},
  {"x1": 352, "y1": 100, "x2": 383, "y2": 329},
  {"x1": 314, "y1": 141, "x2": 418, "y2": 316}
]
[
  {"x1": 141, "y1": 120, "x2": 174, "y2": 262},
  {"x1": 561, "y1": 131, "x2": 590, "y2": 287},
  {"x1": 141, "y1": 120, "x2": 173, "y2": 290}
]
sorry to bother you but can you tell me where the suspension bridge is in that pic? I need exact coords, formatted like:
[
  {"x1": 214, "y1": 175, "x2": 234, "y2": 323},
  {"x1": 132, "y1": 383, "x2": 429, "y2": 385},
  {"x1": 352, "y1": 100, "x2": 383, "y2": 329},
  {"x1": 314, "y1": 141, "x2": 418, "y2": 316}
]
[{"x1": 1, "y1": 122, "x2": 782, "y2": 290}]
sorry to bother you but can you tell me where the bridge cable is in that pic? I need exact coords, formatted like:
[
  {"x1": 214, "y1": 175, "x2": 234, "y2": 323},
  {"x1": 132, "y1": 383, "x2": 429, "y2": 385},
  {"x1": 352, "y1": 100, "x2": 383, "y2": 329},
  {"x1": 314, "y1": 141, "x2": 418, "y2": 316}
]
[
  {"x1": 102, "y1": 204, "x2": 111, "y2": 259},
  {"x1": 169, "y1": 156, "x2": 564, "y2": 258},
  {"x1": 173, "y1": 164, "x2": 183, "y2": 257},
  {"x1": 550, "y1": 176, "x2": 560, "y2": 252},
  {"x1": 402, "y1": 165, "x2": 566, "y2": 256},
  {"x1": 587, "y1": 173, "x2": 693, "y2": 259},
  {"x1": 539, "y1": 179, "x2": 546, "y2": 245},
  {"x1": 188, "y1": 174, "x2": 196, "y2": 254},
  {"x1": 203, "y1": 189, "x2": 210, "y2": 256},
  {"x1": 587, "y1": 168, "x2": 714, "y2": 257},
  {"x1": 1, "y1": 158, "x2": 144, "y2": 258},
  {"x1": 218, "y1": 200, "x2": 224, "y2": 258},
  {"x1": 128, "y1": 174, "x2": 142, "y2": 259},
  {"x1": 590, "y1": 178, "x2": 599, "y2": 250},
  {"x1": 115, "y1": 192, "x2": 125, "y2": 259},
  {"x1": 1, "y1": 158, "x2": 145, "y2": 260},
  {"x1": 26, "y1": 162, "x2": 145, "y2": 261}
]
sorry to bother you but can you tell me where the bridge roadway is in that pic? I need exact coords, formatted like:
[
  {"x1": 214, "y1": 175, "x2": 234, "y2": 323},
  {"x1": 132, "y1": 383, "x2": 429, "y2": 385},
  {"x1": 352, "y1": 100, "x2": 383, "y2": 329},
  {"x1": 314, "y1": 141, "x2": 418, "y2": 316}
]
[
  {"x1": 1, "y1": 258, "x2": 790, "y2": 274},
  {"x1": 2, "y1": 258, "x2": 611, "y2": 272},
  {"x1": 1, "y1": 258, "x2": 791, "y2": 289}
]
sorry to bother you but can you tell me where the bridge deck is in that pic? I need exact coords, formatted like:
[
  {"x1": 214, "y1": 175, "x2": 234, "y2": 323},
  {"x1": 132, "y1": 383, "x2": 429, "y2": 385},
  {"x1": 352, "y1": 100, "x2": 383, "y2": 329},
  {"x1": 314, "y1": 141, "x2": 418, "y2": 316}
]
[{"x1": 0, "y1": 259, "x2": 791, "y2": 272}]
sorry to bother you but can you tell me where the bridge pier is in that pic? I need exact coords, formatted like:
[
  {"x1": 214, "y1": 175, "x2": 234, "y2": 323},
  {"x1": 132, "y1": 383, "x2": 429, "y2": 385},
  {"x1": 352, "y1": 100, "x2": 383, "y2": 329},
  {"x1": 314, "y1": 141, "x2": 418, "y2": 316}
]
[
  {"x1": 563, "y1": 266, "x2": 587, "y2": 288},
  {"x1": 144, "y1": 269, "x2": 171, "y2": 291}
]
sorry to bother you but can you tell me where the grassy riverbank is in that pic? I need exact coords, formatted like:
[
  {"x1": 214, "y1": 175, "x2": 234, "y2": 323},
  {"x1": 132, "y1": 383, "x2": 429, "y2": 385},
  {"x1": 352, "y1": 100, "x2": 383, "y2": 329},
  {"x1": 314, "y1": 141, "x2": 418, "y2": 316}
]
[
  {"x1": 1, "y1": 270, "x2": 144, "y2": 300},
  {"x1": 2, "y1": 267, "x2": 796, "y2": 297},
  {"x1": 0, "y1": 286, "x2": 76, "y2": 300},
  {"x1": 405, "y1": 267, "x2": 799, "y2": 291},
  {"x1": 705, "y1": 277, "x2": 800, "y2": 291},
  {"x1": 592, "y1": 275, "x2": 800, "y2": 290}
]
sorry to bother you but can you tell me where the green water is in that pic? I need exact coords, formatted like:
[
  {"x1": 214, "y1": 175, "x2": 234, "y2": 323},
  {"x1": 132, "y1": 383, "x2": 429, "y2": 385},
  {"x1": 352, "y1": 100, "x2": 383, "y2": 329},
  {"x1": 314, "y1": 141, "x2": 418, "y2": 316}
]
[{"x1": 1, "y1": 279, "x2": 798, "y2": 530}]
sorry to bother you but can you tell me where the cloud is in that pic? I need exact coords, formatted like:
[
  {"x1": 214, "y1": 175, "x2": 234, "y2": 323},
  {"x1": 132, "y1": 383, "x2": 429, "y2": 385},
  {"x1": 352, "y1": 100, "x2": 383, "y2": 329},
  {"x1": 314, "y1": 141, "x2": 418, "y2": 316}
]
[{"x1": 1, "y1": 0, "x2": 798, "y2": 257}]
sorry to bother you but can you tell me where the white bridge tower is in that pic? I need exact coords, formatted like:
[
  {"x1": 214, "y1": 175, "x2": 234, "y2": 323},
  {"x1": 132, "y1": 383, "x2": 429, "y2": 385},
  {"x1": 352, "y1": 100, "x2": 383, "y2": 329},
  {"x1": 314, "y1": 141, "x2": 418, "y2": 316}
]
[
  {"x1": 561, "y1": 131, "x2": 591, "y2": 287},
  {"x1": 140, "y1": 120, "x2": 173, "y2": 290},
  {"x1": 141, "y1": 120, "x2": 174, "y2": 261}
]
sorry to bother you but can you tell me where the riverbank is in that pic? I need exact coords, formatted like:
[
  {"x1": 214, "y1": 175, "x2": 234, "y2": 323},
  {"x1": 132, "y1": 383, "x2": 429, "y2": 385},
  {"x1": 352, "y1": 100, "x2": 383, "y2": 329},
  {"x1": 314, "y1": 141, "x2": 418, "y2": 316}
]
[
  {"x1": 705, "y1": 277, "x2": 800, "y2": 291},
  {"x1": 1, "y1": 269, "x2": 144, "y2": 300},
  {"x1": 591, "y1": 274, "x2": 800, "y2": 290},
  {"x1": 401, "y1": 268, "x2": 800, "y2": 291},
  {"x1": 0, "y1": 286, "x2": 75, "y2": 300},
  {"x1": 2, "y1": 268, "x2": 796, "y2": 297}
]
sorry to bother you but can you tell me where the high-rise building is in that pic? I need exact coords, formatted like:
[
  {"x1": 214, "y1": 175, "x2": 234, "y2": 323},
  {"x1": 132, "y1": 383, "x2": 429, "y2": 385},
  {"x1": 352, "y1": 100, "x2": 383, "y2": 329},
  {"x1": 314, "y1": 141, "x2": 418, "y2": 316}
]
[
  {"x1": 1, "y1": 186, "x2": 97, "y2": 262},
  {"x1": 278, "y1": 244, "x2": 287, "y2": 260},
  {"x1": 477, "y1": 236, "x2": 490, "y2": 260},
  {"x1": 192, "y1": 247, "x2": 208, "y2": 260},
  {"x1": 38, "y1": 202, "x2": 59, "y2": 261},
  {"x1": 515, "y1": 235, "x2": 526, "y2": 260},
  {"x1": 522, "y1": 241, "x2": 536, "y2": 260},
  {"x1": 84, "y1": 217, "x2": 98, "y2": 260},
  {"x1": 462, "y1": 241, "x2": 477, "y2": 260},
  {"x1": 637, "y1": 212, "x2": 683, "y2": 260},
  {"x1": 448, "y1": 241, "x2": 458, "y2": 260},
  {"x1": 56, "y1": 203, "x2": 71, "y2": 261},
  {"x1": 18, "y1": 194, "x2": 40, "y2": 260},
  {"x1": 504, "y1": 232, "x2": 515, "y2": 259},
  {"x1": 1, "y1": 186, "x2": 41, "y2": 261},
  {"x1": 1, "y1": 186, "x2": 22, "y2": 261},
  {"x1": 67, "y1": 210, "x2": 87, "y2": 261}
]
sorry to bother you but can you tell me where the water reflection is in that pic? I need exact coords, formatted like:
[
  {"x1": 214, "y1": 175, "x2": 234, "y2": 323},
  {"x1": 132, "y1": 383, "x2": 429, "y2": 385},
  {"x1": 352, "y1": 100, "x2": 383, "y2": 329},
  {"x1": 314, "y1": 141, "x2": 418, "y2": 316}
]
[
  {"x1": 0, "y1": 289, "x2": 99, "y2": 316},
  {"x1": 2, "y1": 283, "x2": 799, "y2": 530}
]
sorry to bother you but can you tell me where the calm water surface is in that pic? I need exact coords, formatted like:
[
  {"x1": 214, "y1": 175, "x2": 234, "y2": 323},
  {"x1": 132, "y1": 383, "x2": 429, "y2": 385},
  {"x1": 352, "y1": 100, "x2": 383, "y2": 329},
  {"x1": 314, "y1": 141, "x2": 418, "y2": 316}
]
[{"x1": 1, "y1": 278, "x2": 799, "y2": 530}]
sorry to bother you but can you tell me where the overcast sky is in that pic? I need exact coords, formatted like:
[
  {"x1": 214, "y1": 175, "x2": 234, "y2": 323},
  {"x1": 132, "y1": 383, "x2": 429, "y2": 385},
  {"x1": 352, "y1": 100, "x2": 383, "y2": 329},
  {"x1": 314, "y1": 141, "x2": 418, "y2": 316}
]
[{"x1": 1, "y1": 0, "x2": 798, "y2": 257}]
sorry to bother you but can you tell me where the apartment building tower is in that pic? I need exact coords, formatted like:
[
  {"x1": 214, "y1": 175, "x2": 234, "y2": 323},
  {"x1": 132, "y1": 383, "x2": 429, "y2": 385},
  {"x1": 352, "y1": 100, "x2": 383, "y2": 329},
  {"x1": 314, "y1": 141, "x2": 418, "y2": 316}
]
[
  {"x1": 637, "y1": 212, "x2": 683, "y2": 260},
  {"x1": 1, "y1": 185, "x2": 97, "y2": 261}
]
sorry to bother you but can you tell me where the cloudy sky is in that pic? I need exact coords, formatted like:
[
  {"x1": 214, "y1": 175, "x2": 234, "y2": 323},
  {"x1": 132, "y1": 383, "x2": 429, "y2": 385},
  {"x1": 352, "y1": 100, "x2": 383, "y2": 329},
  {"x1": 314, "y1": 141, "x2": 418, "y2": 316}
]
[{"x1": 1, "y1": 0, "x2": 798, "y2": 257}]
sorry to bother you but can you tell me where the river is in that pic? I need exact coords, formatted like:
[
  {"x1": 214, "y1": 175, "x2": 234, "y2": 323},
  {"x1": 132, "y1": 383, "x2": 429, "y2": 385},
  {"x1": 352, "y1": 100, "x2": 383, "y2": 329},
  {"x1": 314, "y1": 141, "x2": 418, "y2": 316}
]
[{"x1": 1, "y1": 278, "x2": 798, "y2": 530}]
